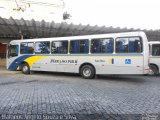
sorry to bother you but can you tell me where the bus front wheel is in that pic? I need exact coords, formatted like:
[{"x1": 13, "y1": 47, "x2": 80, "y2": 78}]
[
  {"x1": 149, "y1": 65, "x2": 159, "y2": 76},
  {"x1": 22, "y1": 63, "x2": 30, "y2": 74},
  {"x1": 80, "y1": 65, "x2": 95, "y2": 79}
]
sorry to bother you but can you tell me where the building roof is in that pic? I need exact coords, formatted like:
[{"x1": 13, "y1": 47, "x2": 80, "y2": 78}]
[{"x1": 0, "y1": 17, "x2": 160, "y2": 41}]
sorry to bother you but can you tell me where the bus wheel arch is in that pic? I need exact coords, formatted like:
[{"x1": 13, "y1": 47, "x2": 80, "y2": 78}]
[
  {"x1": 149, "y1": 64, "x2": 159, "y2": 76},
  {"x1": 21, "y1": 62, "x2": 30, "y2": 74},
  {"x1": 79, "y1": 63, "x2": 96, "y2": 79},
  {"x1": 19, "y1": 62, "x2": 26, "y2": 70}
]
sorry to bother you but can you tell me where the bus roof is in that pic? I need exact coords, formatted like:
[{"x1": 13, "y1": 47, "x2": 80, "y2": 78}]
[{"x1": 10, "y1": 31, "x2": 145, "y2": 43}]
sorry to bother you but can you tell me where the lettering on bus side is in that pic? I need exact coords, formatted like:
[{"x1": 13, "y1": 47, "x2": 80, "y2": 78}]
[
  {"x1": 50, "y1": 59, "x2": 78, "y2": 64},
  {"x1": 95, "y1": 60, "x2": 105, "y2": 62}
]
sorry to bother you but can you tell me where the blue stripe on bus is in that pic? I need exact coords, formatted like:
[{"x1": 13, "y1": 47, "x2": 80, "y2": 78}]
[{"x1": 8, "y1": 55, "x2": 33, "y2": 70}]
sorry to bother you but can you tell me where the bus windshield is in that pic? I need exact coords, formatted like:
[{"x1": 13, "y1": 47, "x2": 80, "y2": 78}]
[{"x1": 8, "y1": 45, "x2": 19, "y2": 58}]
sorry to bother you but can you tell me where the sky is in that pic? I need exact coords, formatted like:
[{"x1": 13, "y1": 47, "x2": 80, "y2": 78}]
[
  {"x1": 65, "y1": 0, "x2": 160, "y2": 30},
  {"x1": 0, "y1": 0, "x2": 160, "y2": 30}
]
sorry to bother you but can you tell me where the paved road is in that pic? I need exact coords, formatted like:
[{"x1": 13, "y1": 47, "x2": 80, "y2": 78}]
[{"x1": 0, "y1": 69, "x2": 160, "y2": 119}]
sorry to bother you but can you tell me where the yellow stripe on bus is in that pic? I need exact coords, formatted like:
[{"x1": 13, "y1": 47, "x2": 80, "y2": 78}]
[{"x1": 24, "y1": 56, "x2": 47, "y2": 67}]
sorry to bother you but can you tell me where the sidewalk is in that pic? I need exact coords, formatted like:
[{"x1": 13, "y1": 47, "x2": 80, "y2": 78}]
[
  {"x1": 0, "y1": 59, "x2": 20, "y2": 74},
  {"x1": 0, "y1": 59, "x2": 6, "y2": 67},
  {"x1": 0, "y1": 66, "x2": 21, "y2": 75}
]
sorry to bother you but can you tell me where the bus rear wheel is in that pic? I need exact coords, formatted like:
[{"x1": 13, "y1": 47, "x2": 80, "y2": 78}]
[
  {"x1": 22, "y1": 63, "x2": 30, "y2": 74},
  {"x1": 80, "y1": 65, "x2": 95, "y2": 79},
  {"x1": 149, "y1": 65, "x2": 159, "y2": 76}
]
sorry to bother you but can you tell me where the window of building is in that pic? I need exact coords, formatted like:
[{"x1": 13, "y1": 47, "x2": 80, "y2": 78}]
[
  {"x1": 20, "y1": 42, "x2": 34, "y2": 54},
  {"x1": 152, "y1": 44, "x2": 160, "y2": 56},
  {"x1": 51, "y1": 41, "x2": 68, "y2": 54},
  {"x1": 70, "y1": 39, "x2": 89, "y2": 54},
  {"x1": 116, "y1": 37, "x2": 142, "y2": 53},
  {"x1": 91, "y1": 38, "x2": 114, "y2": 53},
  {"x1": 35, "y1": 41, "x2": 50, "y2": 54}
]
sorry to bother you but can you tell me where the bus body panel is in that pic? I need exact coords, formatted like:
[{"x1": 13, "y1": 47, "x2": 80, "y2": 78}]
[
  {"x1": 27, "y1": 54, "x2": 144, "y2": 74},
  {"x1": 8, "y1": 54, "x2": 145, "y2": 74},
  {"x1": 7, "y1": 31, "x2": 150, "y2": 75}
]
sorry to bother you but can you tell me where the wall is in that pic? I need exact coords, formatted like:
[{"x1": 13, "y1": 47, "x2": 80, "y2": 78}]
[{"x1": 0, "y1": 43, "x2": 7, "y2": 58}]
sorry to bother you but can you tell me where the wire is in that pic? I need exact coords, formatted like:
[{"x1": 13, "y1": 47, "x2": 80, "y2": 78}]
[{"x1": 20, "y1": 0, "x2": 64, "y2": 8}]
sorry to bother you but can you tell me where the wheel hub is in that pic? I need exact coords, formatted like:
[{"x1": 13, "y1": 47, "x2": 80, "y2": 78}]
[
  {"x1": 83, "y1": 68, "x2": 91, "y2": 77},
  {"x1": 23, "y1": 66, "x2": 28, "y2": 72}
]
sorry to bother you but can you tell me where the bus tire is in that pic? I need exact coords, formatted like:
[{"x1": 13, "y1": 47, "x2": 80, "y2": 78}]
[
  {"x1": 80, "y1": 65, "x2": 95, "y2": 79},
  {"x1": 22, "y1": 63, "x2": 30, "y2": 74},
  {"x1": 149, "y1": 65, "x2": 159, "y2": 76}
]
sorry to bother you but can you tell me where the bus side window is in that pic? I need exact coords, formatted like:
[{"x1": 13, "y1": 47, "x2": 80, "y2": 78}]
[
  {"x1": 20, "y1": 42, "x2": 34, "y2": 54},
  {"x1": 35, "y1": 41, "x2": 50, "y2": 54},
  {"x1": 81, "y1": 40, "x2": 89, "y2": 53},
  {"x1": 128, "y1": 37, "x2": 142, "y2": 53},
  {"x1": 128, "y1": 41, "x2": 134, "y2": 52},
  {"x1": 91, "y1": 38, "x2": 114, "y2": 53},
  {"x1": 70, "y1": 39, "x2": 89, "y2": 54},
  {"x1": 71, "y1": 40, "x2": 79, "y2": 53},
  {"x1": 107, "y1": 39, "x2": 114, "y2": 53},
  {"x1": 116, "y1": 38, "x2": 128, "y2": 53},
  {"x1": 28, "y1": 43, "x2": 34, "y2": 53},
  {"x1": 51, "y1": 41, "x2": 68, "y2": 54},
  {"x1": 116, "y1": 37, "x2": 142, "y2": 53},
  {"x1": 20, "y1": 43, "x2": 27, "y2": 54}
]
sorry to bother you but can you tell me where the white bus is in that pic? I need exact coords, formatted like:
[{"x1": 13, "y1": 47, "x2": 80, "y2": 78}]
[
  {"x1": 148, "y1": 41, "x2": 160, "y2": 75},
  {"x1": 7, "y1": 31, "x2": 150, "y2": 79}
]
